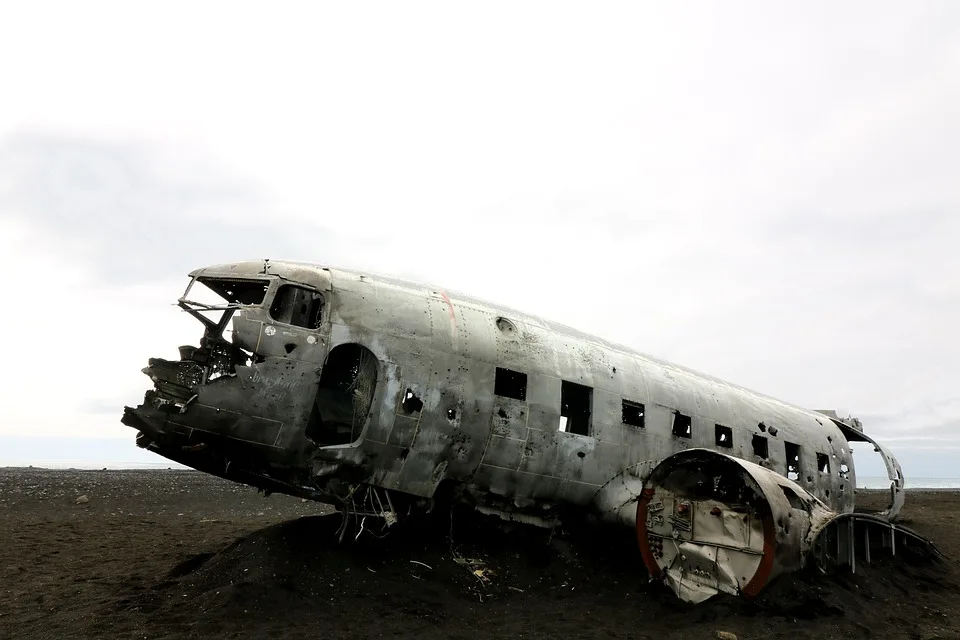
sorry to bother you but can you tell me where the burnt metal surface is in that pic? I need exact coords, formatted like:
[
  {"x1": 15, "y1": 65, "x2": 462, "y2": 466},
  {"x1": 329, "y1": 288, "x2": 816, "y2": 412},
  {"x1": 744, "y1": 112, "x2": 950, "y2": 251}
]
[{"x1": 122, "y1": 259, "x2": 919, "y2": 599}]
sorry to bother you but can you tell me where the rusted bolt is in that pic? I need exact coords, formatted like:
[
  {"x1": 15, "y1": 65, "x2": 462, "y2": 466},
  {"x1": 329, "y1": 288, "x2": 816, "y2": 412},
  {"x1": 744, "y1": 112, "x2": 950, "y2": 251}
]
[{"x1": 710, "y1": 506, "x2": 722, "y2": 516}]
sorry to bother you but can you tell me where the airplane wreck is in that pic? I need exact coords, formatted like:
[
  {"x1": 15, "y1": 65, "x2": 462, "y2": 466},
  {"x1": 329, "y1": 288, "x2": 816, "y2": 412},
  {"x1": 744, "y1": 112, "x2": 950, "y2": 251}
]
[{"x1": 122, "y1": 259, "x2": 937, "y2": 603}]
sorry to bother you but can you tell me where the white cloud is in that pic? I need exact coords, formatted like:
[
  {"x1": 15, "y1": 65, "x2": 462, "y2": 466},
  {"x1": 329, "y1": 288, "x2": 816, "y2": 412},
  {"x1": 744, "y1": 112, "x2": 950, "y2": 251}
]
[{"x1": 0, "y1": 1, "x2": 958, "y2": 474}]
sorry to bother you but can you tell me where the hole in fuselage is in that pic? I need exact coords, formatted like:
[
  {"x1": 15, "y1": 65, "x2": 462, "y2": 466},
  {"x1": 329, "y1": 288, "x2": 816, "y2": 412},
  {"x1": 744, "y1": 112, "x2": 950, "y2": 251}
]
[
  {"x1": 781, "y1": 485, "x2": 805, "y2": 509},
  {"x1": 495, "y1": 317, "x2": 516, "y2": 333},
  {"x1": 306, "y1": 343, "x2": 379, "y2": 447},
  {"x1": 402, "y1": 389, "x2": 423, "y2": 414}
]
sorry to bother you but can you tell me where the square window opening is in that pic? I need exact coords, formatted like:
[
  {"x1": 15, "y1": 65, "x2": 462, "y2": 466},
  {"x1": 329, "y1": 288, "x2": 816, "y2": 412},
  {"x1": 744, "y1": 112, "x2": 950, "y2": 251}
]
[
  {"x1": 785, "y1": 441, "x2": 801, "y2": 481},
  {"x1": 715, "y1": 424, "x2": 732, "y2": 448},
  {"x1": 752, "y1": 434, "x2": 769, "y2": 459},
  {"x1": 494, "y1": 367, "x2": 527, "y2": 401},
  {"x1": 672, "y1": 412, "x2": 692, "y2": 439},
  {"x1": 622, "y1": 400, "x2": 645, "y2": 428},
  {"x1": 559, "y1": 380, "x2": 592, "y2": 436},
  {"x1": 270, "y1": 285, "x2": 324, "y2": 329},
  {"x1": 817, "y1": 453, "x2": 830, "y2": 474}
]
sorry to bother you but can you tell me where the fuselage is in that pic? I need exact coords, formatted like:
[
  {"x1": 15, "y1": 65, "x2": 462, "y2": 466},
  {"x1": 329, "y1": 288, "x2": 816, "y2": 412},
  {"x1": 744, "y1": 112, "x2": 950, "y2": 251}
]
[{"x1": 122, "y1": 259, "x2": 904, "y2": 525}]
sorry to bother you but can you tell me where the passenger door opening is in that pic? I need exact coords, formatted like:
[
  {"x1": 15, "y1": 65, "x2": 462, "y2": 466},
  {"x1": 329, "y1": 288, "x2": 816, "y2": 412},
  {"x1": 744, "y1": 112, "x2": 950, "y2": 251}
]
[{"x1": 307, "y1": 343, "x2": 378, "y2": 446}]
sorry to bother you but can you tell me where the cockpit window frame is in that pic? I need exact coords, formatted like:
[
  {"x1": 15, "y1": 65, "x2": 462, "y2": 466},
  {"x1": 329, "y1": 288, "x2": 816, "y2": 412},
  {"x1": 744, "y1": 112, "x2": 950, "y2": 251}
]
[
  {"x1": 269, "y1": 283, "x2": 325, "y2": 330},
  {"x1": 195, "y1": 276, "x2": 272, "y2": 306},
  {"x1": 180, "y1": 276, "x2": 273, "y2": 310},
  {"x1": 178, "y1": 276, "x2": 275, "y2": 336}
]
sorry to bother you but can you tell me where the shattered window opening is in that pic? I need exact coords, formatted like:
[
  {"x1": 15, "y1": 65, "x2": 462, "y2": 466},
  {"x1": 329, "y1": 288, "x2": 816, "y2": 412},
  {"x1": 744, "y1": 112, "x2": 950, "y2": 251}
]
[
  {"x1": 401, "y1": 389, "x2": 424, "y2": 414},
  {"x1": 785, "y1": 441, "x2": 801, "y2": 481},
  {"x1": 622, "y1": 400, "x2": 645, "y2": 428},
  {"x1": 715, "y1": 424, "x2": 732, "y2": 448},
  {"x1": 752, "y1": 434, "x2": 768, "y2": 459},
  {"x1": 560, "y1": 380, "x2": 592, "y2": 436},
  {"x1": 494, "y1": 367, "x2": 527, "y2": 401},
  {"x1": 173, "y1": 278, "x2": 257, "y2": 380},
  {"x1": 270, "y1": 285, "x2": 324, "y2": 329},
  {"x1": 672, "y1": 412, "x2": 692, "y2": 439},
  {"x1": 817, "y1": 453, "x2": 830, "y2": 474},
  {"x1": 196, "y1": 277, "x2": 270, "y2": 305},
  {"x1": 178, "y1": 278, "x2": 258, "y2": 344}
]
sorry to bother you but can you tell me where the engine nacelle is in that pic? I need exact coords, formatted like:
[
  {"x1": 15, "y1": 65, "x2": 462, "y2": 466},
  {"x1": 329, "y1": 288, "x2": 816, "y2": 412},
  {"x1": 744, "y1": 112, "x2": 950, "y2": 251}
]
[{"x1": 636, "y1": 449, "x2": 936, "y2": 603}]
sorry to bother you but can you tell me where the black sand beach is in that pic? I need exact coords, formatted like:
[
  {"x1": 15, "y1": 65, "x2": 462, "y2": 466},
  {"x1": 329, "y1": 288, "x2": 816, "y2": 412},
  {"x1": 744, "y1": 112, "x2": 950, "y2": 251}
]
[{"x1": 1, "y1": 467, "x2": 957, "y2": 640}]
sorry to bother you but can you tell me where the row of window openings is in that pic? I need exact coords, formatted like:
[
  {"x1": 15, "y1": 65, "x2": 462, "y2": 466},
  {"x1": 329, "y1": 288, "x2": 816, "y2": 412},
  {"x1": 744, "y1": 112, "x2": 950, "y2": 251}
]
[
  {"x1": 495, "y1": 367, "x2": 845, "y2": 481},
  {"x1": 647, "y1": 410, "x2": 845, "y2": 481},
  {"x1": 495, "y1": 367, "x2": 593, "y2": 435}
]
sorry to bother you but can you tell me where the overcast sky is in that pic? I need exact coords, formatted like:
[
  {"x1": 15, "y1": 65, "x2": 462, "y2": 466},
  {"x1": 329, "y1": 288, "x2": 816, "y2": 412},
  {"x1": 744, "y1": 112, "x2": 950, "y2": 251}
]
[{"x1": 1, "y1": 2, "x2": 958, "y2": 478}]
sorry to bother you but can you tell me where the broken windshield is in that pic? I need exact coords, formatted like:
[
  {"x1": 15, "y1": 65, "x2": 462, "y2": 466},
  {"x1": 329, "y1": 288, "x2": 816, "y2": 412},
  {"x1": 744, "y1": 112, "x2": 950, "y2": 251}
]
[
  {"x1": 194, "y1": 277, "x2": 270, "y2": 305},
  {"x1": 178, "y1": 277, "x2": 270, "y2": 343}
]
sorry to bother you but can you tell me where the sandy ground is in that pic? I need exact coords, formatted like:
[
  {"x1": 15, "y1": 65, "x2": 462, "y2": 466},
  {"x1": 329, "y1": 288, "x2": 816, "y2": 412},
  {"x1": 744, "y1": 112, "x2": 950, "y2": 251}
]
[{"x1": 1, "y1": 467, "x2": 957, "y2": 640}]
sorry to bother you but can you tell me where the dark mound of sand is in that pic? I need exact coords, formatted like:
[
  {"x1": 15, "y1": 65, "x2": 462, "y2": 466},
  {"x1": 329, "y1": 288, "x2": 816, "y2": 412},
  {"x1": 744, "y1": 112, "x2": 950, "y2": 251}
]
[
  {"x1": 133, "y1": 509, "x2": 953, "y2": 639},
  {"x1": 138, "y1": 511, "x2": 645, "y2": 627}
]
